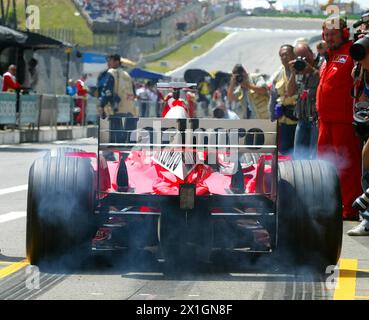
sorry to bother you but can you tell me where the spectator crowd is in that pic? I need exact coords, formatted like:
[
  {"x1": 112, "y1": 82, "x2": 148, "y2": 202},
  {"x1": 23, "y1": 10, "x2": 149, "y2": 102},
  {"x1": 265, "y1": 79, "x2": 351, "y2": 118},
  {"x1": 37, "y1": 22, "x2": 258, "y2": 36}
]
[{"x1": 75, "y1": 0, "x2": 197, "y2": 27}]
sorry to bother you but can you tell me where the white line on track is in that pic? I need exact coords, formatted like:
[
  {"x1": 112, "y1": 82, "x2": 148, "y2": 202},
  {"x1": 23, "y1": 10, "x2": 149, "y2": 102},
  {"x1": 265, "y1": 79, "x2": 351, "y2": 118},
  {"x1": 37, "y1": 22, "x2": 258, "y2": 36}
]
[
  {"x1": 0, "y1": 185, "x2": 28, "y2": 196},
  {"x1": 0, "y1": 212, "x2": 26, "y2": 224}
]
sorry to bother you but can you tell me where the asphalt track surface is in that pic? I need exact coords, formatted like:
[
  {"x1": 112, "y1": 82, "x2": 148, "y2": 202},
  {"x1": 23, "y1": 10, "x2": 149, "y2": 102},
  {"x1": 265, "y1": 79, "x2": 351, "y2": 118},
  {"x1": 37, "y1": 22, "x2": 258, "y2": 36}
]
[
  {"x1": 1, "y1": 17, "x2": 369, "y2": 301},
  {"x1": 169, "y1": 16, "x2": 324, "y2": 79}
]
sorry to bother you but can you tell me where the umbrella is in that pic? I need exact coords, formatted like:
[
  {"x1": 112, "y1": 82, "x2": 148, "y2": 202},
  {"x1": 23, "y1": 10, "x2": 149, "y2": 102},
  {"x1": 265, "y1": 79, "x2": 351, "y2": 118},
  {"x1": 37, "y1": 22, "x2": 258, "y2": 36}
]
[
  {"x1": 212, "y1": 71, "x2": 231, "y2": 90},
  {"x1": 184, "y1": 69, "x2": 212, "y2": 84},
  {"x1": 129, "y1": 68, "x2": 164, "y2": 80}
]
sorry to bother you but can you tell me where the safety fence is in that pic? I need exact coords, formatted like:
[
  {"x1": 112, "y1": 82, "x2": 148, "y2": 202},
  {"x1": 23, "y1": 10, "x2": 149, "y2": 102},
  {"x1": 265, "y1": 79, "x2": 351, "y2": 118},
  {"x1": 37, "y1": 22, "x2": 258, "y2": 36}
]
[
  {"x1": 0, "y1": 93, "x2": 215, "y2": 130},
  {"x1": 0, "y1": 93, "x2": 99, "y2": 129}
]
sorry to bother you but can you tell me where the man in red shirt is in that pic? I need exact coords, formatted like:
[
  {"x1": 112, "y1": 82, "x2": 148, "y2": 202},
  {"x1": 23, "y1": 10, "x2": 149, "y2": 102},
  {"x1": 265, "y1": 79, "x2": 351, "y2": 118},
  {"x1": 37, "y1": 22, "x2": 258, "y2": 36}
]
[
  {"x1": 75, "y1": 74, "x2": 89, "y2": 124},
  {"x1": 317, "y1": 18, "x2": 362, "y2": 220},
  {"x1": 2, "y1": 65, "x2": 21, "y2": 92}
]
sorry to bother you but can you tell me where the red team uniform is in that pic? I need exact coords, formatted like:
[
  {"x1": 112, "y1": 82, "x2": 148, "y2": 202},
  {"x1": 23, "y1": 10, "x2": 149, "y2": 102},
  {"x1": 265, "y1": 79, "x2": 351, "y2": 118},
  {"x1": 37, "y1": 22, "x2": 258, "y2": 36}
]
[
  {"x1": 316, "y1": 40, "x2": 362, "y2": 219},
  {"x1": 76, "y1": 78, "x2": 89, "y2": 124},
  {"x1": 2, "y1": 72, "x2": 21, "y2": 92}
]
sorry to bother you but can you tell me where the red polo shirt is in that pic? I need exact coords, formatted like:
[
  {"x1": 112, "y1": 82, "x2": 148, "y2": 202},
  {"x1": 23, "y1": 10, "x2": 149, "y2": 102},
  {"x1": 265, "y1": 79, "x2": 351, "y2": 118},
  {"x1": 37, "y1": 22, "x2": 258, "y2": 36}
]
[
  {"x1": 2, "y1": 72, "x2": 21, "y2": 92},
  {"x1": 316, "y1": 41, "x2": 354, "y2": 123}
]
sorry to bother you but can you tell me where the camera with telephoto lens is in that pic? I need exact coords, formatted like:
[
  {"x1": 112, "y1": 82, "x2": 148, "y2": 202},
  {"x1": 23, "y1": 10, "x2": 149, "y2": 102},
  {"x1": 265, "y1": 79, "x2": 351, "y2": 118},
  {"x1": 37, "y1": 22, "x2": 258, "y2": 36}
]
[
  {"x1": 353, "y1": 188, "x2": 369, "y2": 212},
  {"x1": 353, "y1": 13, "x2": 369, "y2": 29},
  {"x1": 294, "y1": 56, "x2": 307, "y2": 72},
  {"x1": 353, "y1": 102, "x2": 369, "y2": 141},
  {"x1": 350, "y1": 35, "x2": 369, "y2": 61},
  {"x1": 353, "y1": 13, "x2": 369, "y2": 42},
  {"x1": 354, "y1": 31, "x2": 369, "y2": 42},
  {"x1": 233, "y1": 64, "x2": 245, "y2": 84}
]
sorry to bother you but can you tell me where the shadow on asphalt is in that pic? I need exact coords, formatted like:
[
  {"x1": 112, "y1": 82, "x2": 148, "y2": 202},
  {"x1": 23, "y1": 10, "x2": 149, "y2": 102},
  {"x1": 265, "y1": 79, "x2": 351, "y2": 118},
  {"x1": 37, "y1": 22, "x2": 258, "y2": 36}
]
[
  {"x1": 0, "y1": 148, "x2": 49, "y2": 153},
  {"x1": 338, "y1": 269, "x2": 369, "y2": 279},
  {"x1": 0, "y1": 254, "x2": 26, "y2": 263},
  {"x1": 30, "y1": 250, "x2": 331, "y2": 283}
]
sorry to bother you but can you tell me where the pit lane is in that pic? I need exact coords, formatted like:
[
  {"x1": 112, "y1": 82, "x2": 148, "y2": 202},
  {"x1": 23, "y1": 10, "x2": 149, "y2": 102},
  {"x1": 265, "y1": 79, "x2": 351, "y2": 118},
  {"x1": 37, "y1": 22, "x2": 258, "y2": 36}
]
[
  {"x1": 1, "y1": 16, "x2": 369, "y2": 300},
  {"x1": 1, "y1": 139, "x2": 369, "y2": 300}
]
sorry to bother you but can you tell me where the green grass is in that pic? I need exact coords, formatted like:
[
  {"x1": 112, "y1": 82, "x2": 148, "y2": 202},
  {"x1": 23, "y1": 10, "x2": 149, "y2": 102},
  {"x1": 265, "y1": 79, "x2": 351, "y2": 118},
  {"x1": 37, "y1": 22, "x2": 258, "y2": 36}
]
[
  {"x1": 14, "y1": 0, "x2": 94, "y2": 46},
  {"x1": 144, "y1": 30, "x2": 229, "y2": 73}
]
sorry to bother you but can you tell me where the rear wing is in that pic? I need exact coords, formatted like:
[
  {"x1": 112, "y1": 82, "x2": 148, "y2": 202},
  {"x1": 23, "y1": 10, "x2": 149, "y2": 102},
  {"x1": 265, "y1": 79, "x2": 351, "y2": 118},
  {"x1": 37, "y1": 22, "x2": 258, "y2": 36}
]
[
  {"x1": 98, "y1": 116, "x2": 278, "y2": 154},
  {"x1": 156, "y1": 82, "x2": 197, "y2": 90},
  {"x1": 98, "y1": 116, "x2": 279, "y2": 204}
]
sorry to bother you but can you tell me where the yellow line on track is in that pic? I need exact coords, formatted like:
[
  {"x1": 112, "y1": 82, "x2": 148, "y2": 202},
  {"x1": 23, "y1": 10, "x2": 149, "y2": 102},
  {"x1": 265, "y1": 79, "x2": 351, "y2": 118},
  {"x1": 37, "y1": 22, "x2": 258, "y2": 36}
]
[
  {"x1": 334, "y1": 259, "x2": 358, "y2": 300},
  {"x1": 0, "y1": 260, "x2": 29, "y2": 280}
]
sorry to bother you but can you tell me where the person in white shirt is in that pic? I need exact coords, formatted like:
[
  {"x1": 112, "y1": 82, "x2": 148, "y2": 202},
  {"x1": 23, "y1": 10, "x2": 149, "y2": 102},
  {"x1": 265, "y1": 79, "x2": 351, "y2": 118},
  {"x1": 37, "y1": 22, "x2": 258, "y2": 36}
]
[
  {"x1": 213, "y1": 102, "x2": 240, "y2": 120},
  {"x1": 136, "y1": 82, "x2": 152, "y2": 117}
]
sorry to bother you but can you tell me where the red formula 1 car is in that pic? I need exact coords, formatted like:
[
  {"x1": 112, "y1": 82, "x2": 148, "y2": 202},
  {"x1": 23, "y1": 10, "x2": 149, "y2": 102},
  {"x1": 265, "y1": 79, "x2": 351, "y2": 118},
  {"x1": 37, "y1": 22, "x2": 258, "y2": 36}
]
[{"x1": 26, "y1": 83, "x2": 343, "y2": 272}]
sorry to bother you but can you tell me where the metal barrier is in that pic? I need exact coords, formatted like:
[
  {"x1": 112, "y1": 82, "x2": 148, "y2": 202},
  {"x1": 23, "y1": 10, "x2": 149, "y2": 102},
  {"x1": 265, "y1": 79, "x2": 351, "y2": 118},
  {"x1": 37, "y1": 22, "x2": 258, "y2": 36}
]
[
  {"x1": 86, "y1": 96, "x2": 99, "y2": 124},
  {"x1": 0, "y1": 91, "x2": 142, "y2": 131},
  {"x1": 19, "y1": 95, "x2": 41, "y2": 126},
  {"x1": 56, "y1": 95, "x2": 73, "y2": 124},
  {"x1": 0, "y1": 93, "x2": 17, "y2": 125},
  {"x1": 39, "y1": 95, "x2": 58, "y2": 127}
]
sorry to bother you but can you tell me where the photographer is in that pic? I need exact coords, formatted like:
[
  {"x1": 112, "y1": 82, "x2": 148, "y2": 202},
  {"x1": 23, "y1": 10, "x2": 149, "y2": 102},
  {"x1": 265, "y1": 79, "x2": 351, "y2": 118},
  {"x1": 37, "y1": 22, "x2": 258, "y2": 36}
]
[
  {"x1": 347, "y1": 19, "x2": 369, "y2": 235},
  {"x1": 348, "y1": 137, "x2": 369, "y2": 235},
  {"x1": 227, "y1": 64, "x2": 269, "y2": 120},
  {"x1": 286, "y1": 43, "x2": 322, "y2": 160},
  {"x1": 268, "y1": 44, "x2": 298, "y2": 156},
  {"x1": 316, "y1": 40, "x2": 328, "y2": 61},
  {"x1": 351, "y1": 20, "x2": 369, "y2": 103}
]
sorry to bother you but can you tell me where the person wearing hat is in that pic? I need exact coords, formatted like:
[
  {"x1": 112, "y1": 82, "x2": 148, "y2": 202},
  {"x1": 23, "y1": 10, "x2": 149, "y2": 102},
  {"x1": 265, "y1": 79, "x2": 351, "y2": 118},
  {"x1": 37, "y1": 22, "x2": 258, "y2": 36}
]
[{"x1": 97, "y1": 54, "x2": 137, "y2": 118}]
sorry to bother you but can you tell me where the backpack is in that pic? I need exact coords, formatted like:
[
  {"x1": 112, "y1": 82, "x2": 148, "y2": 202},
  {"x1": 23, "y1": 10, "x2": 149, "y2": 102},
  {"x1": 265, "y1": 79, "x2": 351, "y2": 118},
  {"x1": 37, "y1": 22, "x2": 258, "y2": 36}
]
[{"x1": 97, "y1": 70, "x2": 120, "y2": 108}]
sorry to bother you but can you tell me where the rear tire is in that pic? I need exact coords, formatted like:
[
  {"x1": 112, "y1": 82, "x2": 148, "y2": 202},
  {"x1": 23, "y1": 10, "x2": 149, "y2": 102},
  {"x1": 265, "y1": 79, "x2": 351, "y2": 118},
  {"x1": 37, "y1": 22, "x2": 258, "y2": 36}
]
[
  {"x1": 277, "y1": 160, "x2": 342, "y2": 273},
  {"x1": 26, "y1": 148, "x2": 96, "y2": 267}
]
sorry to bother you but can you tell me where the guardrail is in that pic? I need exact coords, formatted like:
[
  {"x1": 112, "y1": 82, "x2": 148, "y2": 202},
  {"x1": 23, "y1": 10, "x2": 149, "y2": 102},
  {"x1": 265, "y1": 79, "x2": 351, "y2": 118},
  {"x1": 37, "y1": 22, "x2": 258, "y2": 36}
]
[
  {"x1": 0, "y1": 92, "x2": 100, "y2": 129},
  {"x1": 0, "y1": 93, "x2": 175, "y2": 129},
  {"x1": 19, "y1": 94, "x2": 41, "y2": 127},
  {"x1": 0, "y1": 93, "x2": 17, "y2": 125}
]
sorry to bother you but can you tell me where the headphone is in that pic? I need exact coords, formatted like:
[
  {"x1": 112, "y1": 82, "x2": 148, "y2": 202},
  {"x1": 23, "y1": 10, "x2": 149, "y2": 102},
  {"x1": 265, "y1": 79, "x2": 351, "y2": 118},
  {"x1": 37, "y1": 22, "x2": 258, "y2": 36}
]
[{"x1": 322, "y1": 17, "x2": 350, "y2": 41}]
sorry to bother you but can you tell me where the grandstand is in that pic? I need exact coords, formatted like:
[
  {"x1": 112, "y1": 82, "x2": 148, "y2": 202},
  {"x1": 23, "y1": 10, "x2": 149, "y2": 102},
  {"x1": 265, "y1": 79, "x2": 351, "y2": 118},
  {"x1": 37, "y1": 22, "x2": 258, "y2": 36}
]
[{"x1": 74, "y1": 0, "x2": 197, "y2": 27}]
